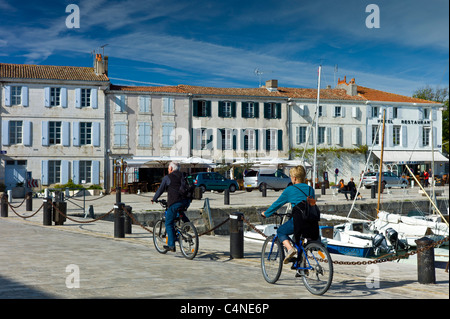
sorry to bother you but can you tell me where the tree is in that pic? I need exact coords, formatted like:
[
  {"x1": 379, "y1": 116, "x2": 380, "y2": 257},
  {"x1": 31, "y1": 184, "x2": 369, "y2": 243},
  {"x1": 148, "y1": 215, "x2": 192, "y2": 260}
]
[{"x1": 413, "y1": 86, "x2": 449, "y2": 154}]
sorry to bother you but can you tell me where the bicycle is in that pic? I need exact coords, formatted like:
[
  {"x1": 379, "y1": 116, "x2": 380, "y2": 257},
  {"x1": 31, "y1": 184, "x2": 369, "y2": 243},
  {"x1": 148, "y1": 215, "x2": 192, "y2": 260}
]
[
  {"x1": 261, "y1": 212, "x2": 333, "y2": 295},
  {"x1": 152, "y1": 199, "x2": 199, "y2": 260}
]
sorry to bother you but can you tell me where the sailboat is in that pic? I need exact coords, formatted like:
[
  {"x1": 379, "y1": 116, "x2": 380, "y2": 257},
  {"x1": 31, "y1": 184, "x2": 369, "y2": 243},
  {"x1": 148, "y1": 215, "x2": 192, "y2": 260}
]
[
  {"x1": 368, "y1": 98, "x2": 449, "y2": 247},
  {"x1": 325, "y1": 109, "x2": 406, "y2": 258}
]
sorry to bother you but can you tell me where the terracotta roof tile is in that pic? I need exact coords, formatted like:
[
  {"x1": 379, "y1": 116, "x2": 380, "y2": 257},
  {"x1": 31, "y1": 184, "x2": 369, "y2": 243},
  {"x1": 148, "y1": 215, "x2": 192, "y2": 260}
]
[
  {"x1": 109, "y1": 84, "x2": 185, "y2": 93},
  {"x1": 177, "y1": 85, "x2": 285, "y2": 97},
  {"x1": 357, "y1": 86, "x2": 438, "y2": 104},
  {"x1": 0, "y1": 63, "x2": 109, "y2": 82}
]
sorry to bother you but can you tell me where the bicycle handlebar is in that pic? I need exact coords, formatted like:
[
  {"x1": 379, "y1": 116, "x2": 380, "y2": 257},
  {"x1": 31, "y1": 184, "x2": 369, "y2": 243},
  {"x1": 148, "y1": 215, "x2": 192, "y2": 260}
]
[{"x1": 153, "y1": 199, "x2": 167, "y2": 208}]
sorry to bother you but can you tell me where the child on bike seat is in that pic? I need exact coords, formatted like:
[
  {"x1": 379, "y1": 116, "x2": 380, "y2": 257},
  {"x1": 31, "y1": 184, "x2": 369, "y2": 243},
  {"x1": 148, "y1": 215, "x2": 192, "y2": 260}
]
[{"x1": 261, "y1": 165, "x2": 315, "y2": 264}]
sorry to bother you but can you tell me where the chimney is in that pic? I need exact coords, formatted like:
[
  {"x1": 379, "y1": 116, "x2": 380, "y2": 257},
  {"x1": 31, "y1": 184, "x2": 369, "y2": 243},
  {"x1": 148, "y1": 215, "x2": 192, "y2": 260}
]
[
  {"x1": 94, "y1": 54, "x2": 108, "y2": 76},
  {"x1": 336, "y1": 76, "x2": 357, "y2": 96},
  {"x1": 265, "y1": 79, "x2": 278, "y2": 92}
]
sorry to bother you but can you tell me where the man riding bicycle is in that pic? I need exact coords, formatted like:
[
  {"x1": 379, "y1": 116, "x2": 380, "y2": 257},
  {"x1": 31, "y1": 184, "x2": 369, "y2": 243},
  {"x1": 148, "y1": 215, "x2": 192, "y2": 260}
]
[{"x1": 152, "y1": 161, "x2": 191, "y2": 252}]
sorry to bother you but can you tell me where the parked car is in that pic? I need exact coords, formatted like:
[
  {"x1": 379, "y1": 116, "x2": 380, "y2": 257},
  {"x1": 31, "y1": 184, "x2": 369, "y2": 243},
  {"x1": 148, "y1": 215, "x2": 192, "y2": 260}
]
[
  {"x1": 362, "y1": 171, "x2": 408, "y2": 189},
  {"x1": 189, "y1": 172, "x2": 239, "y2": 193},
  {"x1": 243, "y1": 169, "x2": 292, "y2": 192}
]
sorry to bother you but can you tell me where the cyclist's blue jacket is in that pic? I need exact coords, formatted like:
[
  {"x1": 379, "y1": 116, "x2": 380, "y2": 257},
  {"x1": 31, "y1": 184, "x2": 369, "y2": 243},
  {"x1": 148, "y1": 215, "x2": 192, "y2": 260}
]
[{"x1": 264, "y1": 183, "x2": 315, "y2": 218}]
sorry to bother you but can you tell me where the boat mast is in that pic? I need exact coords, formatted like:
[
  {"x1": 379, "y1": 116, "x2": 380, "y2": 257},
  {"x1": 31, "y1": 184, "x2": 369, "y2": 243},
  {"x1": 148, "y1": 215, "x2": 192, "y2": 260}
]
[
  {"x1": 376, "y1": 108, "x2": 386, "y2": 216},
  {"x1": 313, "y1": 65, "x2": 321, "y2": 190}
]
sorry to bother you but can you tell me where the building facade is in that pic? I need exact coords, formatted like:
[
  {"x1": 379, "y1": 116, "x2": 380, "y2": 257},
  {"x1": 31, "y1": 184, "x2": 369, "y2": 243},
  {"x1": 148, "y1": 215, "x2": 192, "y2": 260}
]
[
  {"x1": 0, "y1": 59, "x2": 447, "y2": 192},
  {"x1": 0, "y1": 59, "x2": 109, "y2": 191}
]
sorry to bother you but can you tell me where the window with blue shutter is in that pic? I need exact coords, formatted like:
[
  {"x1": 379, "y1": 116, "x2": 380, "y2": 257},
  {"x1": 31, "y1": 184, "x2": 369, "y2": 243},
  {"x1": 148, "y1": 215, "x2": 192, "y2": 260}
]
[
  {"x1": 72, "y1": 122, "x2": 80, "y2": 146},
  {"x1": 93, "y1": 122, "x2": 100, "y2": 147},
  {"x1": 22, "y1": 86, "x2": 28, "y2": 107},
  {"x1": 114, "y1": 122, "x2": 127, "y2": 147},
  {"x1": 91, "y1": 88, "x2": 98, "y2": 109},
  {"x1": 61, "y1": 160, "x2": 70, "y2": 184},
  {"x1": 41, "y1": 160, "x2": 49, "y2": 185},
  {"x1": 72, "y1": 160, "x2": 80, "y2": 184},
  {"x1": 62, "y1": 122, "x2": 70, "y2": 146},
  {"x1": 42, "y1": 121, "x2": 50, "y2": 146},
  {"x1": 92, "y1": 161, "x2": 100, "y2": 184},
  {"x1": 2, "y1": 120, "x2": 9, "y2": 145},
  {"x1": 23, "y1": 121, "x2": 32, "y2": 146},
  {"x1": 4, "y1": 86, "x2": 11, "y2": 106},
  {"x1": 61, "y1": 88, "x2": 67, "y2": 108}
]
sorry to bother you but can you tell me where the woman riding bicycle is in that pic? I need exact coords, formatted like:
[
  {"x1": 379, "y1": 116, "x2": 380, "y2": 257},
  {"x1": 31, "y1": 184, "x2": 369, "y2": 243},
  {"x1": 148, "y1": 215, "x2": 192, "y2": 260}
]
[{"x1": 261, "y1": 165, "x2": 315, "y2": 264}]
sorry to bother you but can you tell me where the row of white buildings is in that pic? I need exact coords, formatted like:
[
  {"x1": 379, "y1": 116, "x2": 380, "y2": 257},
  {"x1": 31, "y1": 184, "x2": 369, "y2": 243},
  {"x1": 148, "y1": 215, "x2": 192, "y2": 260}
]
[{"x1": 0, "y1": 55, "x2": 447, "y2": 191}]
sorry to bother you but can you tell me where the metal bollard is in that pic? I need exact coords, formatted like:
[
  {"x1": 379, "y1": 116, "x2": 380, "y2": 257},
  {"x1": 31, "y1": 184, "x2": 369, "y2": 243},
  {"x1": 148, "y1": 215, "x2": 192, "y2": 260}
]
[
  {"x1": 415, "y1": 237, "x2": 436, "y2": 284},
  {"x1": 53, "y1": 193, "x2": 67, "y2": 226},
  {"x1": 1, "y1": 193, "x2": 8, "y2": 217},
  {"x1": 43, "y1": 197, "x2": 53, "y2": 226},
  {"x1": 194, "y1": 187, "x2": 202, "y2": 200},
  {"x1": 114, "y1": 202, "x2": 125, "y2": 238},
  {"x1": 224, "y1": 189, "x2": 230, "y2": 205},
  {"x1": 124, "y1": 205, "x2": 132, "y2": 234},
  {"x1": 230, "y1": 212, "x2": 244, "y2": 259},
  {"x1": 261, "y1": 183, "x2": 267, "y2": 197},
  {"x1": 88, "y1": 205, "x2": 95, "y2": 219},
  {"x1": 26, "y1": 192, "x2": 33, "y2": 211},
  {"x1": 371, "y1": 184, "x2": 376, "y2": 199},
  {"x1": 321, "y1": 183, "x2": 326, "y2": 195}
]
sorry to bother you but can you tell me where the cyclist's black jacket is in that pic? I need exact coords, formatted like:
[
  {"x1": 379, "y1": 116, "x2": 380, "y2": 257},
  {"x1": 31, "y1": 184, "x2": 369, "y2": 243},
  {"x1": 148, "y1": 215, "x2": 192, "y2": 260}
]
[{"x1": 153, "y1": 170, "x2": 184, "y2": 208}]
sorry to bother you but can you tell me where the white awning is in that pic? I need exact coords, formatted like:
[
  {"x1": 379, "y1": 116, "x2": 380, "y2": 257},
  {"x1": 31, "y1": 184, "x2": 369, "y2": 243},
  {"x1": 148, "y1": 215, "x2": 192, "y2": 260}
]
[
  {"x1": 124, "y1": 156, "x2": 188, "y2": 167},
  {"x1": 372, "y1": 151, "x2": 448, "y2": 164}
]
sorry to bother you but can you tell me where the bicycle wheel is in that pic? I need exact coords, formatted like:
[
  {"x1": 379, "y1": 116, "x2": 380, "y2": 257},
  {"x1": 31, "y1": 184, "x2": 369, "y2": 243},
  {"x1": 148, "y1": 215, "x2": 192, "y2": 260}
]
[
  {"x1": 261, "y1": 235, "x2": 284, "y2": 284},
  {"x1": 301, "y1": 241, "x2": 333, "y2": 295},
  {"x1": 178, "y1": 222, "x2": 199, "y2": 260},
  {"x1": 152, "y1": 219, "x2": 168, "y2": 254}
]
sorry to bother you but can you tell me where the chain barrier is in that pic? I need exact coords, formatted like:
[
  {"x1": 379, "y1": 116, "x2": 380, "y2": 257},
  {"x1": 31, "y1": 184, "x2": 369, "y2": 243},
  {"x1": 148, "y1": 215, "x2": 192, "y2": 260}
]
[
  {"x1": 50, "y1": 201, "x2": 114, "y2": 224},
  {"x1": 242, "y1": 217, "x2": 449, "y2": 266},
  {"x1": 6, "y1": 197, "x2": 448, "y2": 267},
  {"x1": 8, "y1": 201, "x2": 44, "y2": 219},
  {"x1": 66, "y1": 193, "x2": 109, "y2": 202},
  {"x1": 8, "y1": 197, "x2": 27, "y2": 209}
]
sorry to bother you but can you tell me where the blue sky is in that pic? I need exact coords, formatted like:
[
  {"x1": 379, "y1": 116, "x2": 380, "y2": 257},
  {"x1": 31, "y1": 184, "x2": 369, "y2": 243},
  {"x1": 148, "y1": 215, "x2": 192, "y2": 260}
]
[{"x1": 0, "y1": 0, "x2": 448, "y2": 96}]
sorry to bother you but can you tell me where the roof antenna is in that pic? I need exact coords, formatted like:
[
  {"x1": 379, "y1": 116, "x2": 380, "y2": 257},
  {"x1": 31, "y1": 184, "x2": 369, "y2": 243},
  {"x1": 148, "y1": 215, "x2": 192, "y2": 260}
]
[{"x1": 254, "y1": 68, "x2": 264, "y2": 87}]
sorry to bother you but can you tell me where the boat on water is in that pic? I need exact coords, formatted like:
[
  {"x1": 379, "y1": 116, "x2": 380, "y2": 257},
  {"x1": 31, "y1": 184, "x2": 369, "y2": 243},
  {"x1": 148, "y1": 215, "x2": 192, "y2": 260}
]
[{"x1": 371, "y1": 210, "x2": 449, "y2": 247}]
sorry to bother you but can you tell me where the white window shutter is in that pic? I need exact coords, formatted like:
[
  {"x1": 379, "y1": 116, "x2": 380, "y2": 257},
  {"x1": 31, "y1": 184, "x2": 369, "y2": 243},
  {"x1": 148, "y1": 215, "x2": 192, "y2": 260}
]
[
  {"x1": 42, "y1": 121, "x2": 49, "y2": 146},
  {"x1": 92, "y1": 161, "x2": 100, "y2": 184},
  {"x1": 44, "y1": 87, "x2": 50, "y2": 107},
  {"x1": 73, "y1": 122, "x2": 80, "y2": 146},
  {"x1": 402, "y1": 125, "x2": 408, "y2": 147},
  {"x1": 91, "y1": 88, "x2": 98, "y2": 109},
  {"x1": 326, "y1": 127, "x2": 331, "y2": 145},
  {"x1": 41, "y1": 160, "x2": 49, "y2": 185},
  {"x1": 72, "y1": 161, "x2": 80, "y2": 184},
  {"x1": 4, "y1": 86, "x2": 11, "y2": 106},
  {"x1": 61, "y1": 88, "x2": 67, "y2": 108},
  {"x1": 22, "y1": 86, "x2": 29, "y2": 107},
  {"x1": 62, "y1": 122, "x2": 70, "y2": 146},
  {"x1": 23, "y1": 121, "x2": 32, "y2": 146},
  {"x1": 93, "y1": 122, "x2": 100, "y2": 146},
  {"x1": 61, "y1": 160, "x2": 70, "y2": 184},
  {"x1": 75, "y1": 88, "x2": 81, "y2": 108},
  {"x1": 2, "y1": 120, "x2": 9, "y2": 145}
]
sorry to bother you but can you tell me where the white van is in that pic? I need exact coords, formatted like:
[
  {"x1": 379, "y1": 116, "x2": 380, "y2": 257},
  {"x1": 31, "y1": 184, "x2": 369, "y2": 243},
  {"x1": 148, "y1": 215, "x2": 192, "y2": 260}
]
[{"x1": 243, "y1": 169, "x2": 292, "y2": 192}]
